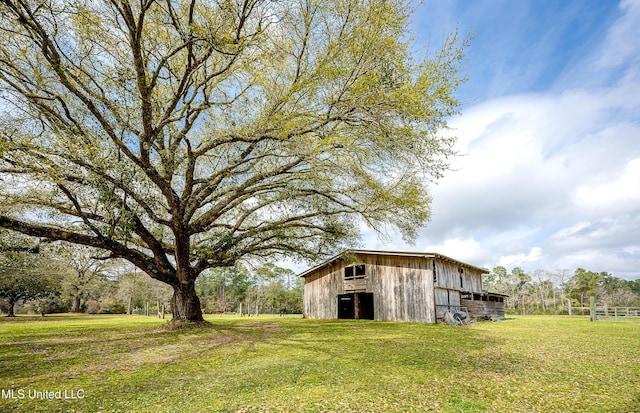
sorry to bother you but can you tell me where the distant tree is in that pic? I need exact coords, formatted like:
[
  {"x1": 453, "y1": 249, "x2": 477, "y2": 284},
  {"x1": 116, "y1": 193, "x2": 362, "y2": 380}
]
[
  {"x1": 531, "y1": 270, "x2": 554, "y2": 312},
  {"x1": 247, "y1": 264, "x2": 298, "y2": 313},
  {"x1": 0, "y1": 0, "x2": 466, "y2": 322},
  {"x1": 598, "y1": 274, "x2": 640, "y2": 307},
  {"x1": 285, "y1": 278, "x2": 305, "y2": 313},
  {"x1": 511, "y1": 267, "x2": 531, "y2": 313},
  {"x1": 263, "y1": 282, "x2": 288, "y2": 313},
  {"x1": 484, "y1": 266, "x2": 507, "y2": 289},
  {"x1": 601, "y1": 287, "x2": 639, "y2": 307},
  {"x1": 56, "y1": 245, "x2": 108, "y2": 313},
  {"x1": 551, "y1": 269, "x2": 572, "y2": 309},
  {"x1": 601, "y1": 273, "x2": 629, "y2": 293},
  {"x1": 85, "y1": 277, "x2": 122, "y2": 314},
  {"x1": 255, "y1": 264, "x2": 297, "y2": 289},
  {"x1": 26, "y1": 293, "x2": 68, "y2": 317},
  {"x1": 116, "y1": 269, "x2": 144, "y2": 315},
  {"x1": 0, "y1": 251, "x2": 59, "y2": 316},
  {"x1": 196, "y1": 265, "x2": 254, "y2": 313},
  {"x1": 568, "y1": 268, "x2": 605, "y2": 307},
  {"x1": 253, "y1": 264, "x2": 300, "y2": 314},
  {"x1": 117, "y1": 267, "x2": 172, "y2": 314}
]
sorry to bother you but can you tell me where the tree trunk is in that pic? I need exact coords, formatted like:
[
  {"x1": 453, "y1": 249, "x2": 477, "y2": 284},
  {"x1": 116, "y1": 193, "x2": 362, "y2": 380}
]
[
  {"x1": 171, "y1": 282, "x2": 205, "y2": 322},
  {"x1": 7, "y1": 299, "x2": 16, "y2": 317},
  {"x1": 71, "y1": 296, "x2": 82, "y2": 313}
]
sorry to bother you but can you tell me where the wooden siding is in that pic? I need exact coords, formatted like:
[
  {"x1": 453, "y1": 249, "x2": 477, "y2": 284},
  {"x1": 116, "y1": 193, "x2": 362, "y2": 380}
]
[
  {"x1": 344, "y1": 278, "x2": 367, "y2": 292},
  {"x1": 434, "y1": 288, "x2": 462, "y2": 319},
  {"x1": 365, "y1": 254, "x2": 435, "y2": 323},
  {"x1": 433, "y1": 260, "x2": 483, "y2": 293},
  {"x1": 302, "y1": 252, "x2": 486, "y2": 323},
  {"x1": 303, "y1": 261, "x2": 343, "y2": 319},
  {"x1": 462, "y1": 299, "x2": 505, "y2": 319}
]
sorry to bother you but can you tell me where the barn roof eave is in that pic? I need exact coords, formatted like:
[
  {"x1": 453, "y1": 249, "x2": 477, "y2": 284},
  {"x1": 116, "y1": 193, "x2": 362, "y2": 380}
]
[
  {"x1": 297, "y1": 249, "x2": 490, "y2": 278},
  {"x1": 482, "y1": 290, "x2": 510, "y2": 297}
]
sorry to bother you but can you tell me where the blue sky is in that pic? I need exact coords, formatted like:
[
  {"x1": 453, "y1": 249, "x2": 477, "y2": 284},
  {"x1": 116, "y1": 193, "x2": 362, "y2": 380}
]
[
  {"x1": 413, "y1": 0, "x2": 621, "y2": 103},
  {"x1": 414, "y1": 0, "x2": 620, "y2": 101},
  {"x1": 353, "y1": 0, "x2": 640, "y2": 278}
]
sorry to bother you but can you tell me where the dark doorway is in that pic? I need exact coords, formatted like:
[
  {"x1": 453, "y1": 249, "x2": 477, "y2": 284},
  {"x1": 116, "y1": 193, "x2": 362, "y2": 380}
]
[
  {"x1": 337, "y1": 293, "x2": 374, "y2": 320},
  {"x1": 357, "y1": 293, "x2": 374, "y2": 320},
  {"x1": 338, "y1": 294, "x2": 355, "y2": 319}
]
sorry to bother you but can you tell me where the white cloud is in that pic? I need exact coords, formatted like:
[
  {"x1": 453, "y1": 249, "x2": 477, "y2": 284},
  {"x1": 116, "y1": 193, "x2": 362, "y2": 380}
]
[
  {"x1": 422, "y1": 237, "x2": 485, "y2": 264},
  {"x1": 408, "y1": 40, "x2": 640, "y2": 278},
  {"x1": 497, "y1": 247, "x2": 544, "y2": 269},
  {"x1": 574, "y1": 158, "x2": 640, "y2": 214},
  {"x1": 595, "y1": 0, "x2": 640, "y2": 69}
]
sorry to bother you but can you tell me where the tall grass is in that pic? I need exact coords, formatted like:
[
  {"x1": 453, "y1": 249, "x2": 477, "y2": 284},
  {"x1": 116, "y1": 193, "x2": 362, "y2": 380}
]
[{"x1": 1, "y1": 314, "x2": 638, "y2": 412}]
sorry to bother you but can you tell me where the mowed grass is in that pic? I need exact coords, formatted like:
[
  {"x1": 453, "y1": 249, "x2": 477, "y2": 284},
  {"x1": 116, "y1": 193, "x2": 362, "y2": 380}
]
[{"x1": 0, "y1": 315, "x2": 639, "y2": 413}]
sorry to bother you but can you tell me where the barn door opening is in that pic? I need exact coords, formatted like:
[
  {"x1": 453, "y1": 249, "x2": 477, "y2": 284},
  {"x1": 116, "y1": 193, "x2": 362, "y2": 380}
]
[
  {"x1": 338, "y1": 293, "x2": 374, "y2": 320},
  {"x1": 357, "y1": 293, "x2": 374, "y2": 320},
  {"x1": 338, "y1": 294, "x2": 355, "y2": 319}
]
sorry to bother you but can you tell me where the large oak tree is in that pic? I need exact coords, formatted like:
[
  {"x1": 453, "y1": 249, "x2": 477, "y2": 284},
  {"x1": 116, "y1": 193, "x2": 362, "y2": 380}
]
[{"x1": 0, "y1": 0, "x2": 466, "y2": 321}]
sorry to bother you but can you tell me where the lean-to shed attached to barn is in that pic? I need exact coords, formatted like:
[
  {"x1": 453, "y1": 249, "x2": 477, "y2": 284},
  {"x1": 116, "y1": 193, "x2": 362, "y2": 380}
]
[{"x1": 300, "y1": 250, "x2": 505, "y2": 323}]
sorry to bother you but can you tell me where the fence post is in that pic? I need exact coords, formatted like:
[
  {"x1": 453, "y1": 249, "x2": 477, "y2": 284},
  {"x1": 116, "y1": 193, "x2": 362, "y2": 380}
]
[
  {"x1": 614, "y1": 307, "x2": 618, "y2": 322},
  {"x1": 590, "y1": 296, "x2": 596, "y2": 322},
  {"x1": 568, "y1": 299, "x2": 572, "y2": 317}
]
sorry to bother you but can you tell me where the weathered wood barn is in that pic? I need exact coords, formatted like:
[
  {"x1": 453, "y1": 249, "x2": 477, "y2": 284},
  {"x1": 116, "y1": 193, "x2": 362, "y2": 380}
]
[{"x1": 300, "y1": 250, "x2": 505, "y2": 323}]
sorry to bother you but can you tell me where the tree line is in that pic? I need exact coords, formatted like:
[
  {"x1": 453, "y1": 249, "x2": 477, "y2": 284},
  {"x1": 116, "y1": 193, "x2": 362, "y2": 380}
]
[
  {"x1": 0, "y1": 242, "x2": 301, "y2": 317},
  {"x1": 484, "y1": 266, "x2": 640, "y2": 315}
]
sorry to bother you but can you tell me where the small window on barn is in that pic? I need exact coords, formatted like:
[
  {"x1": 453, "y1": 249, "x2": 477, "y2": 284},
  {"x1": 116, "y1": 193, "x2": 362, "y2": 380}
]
[
  {"x1": 458, "y1": 268, "x2": 464, "y2": 289},
  {"x1": 344, "y1": 265, "x2": 366, "y2": 280},
  {"x1": 344, "y1": 266, "x2": 354, "y2": 279}
]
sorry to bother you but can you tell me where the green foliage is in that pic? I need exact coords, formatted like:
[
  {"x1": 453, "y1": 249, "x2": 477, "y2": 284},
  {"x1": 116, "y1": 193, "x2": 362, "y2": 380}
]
[
  {"x1": 116, "y1": 269, "x2": 173, "y2": 313},
  {"x1": 23, "y1": 295, "x2": 69, "y2": 316},
  {"x1": 483, "y1": 266, "x2": 501, "y2": 288},
  {"x1": 196, "y1": 265, "x2": 254, "y2": 312},
  {"x1": 55, "y1": 245, "x2": 110, "y2": 312},
  {"x1": 0, "y1": 251, "x2": 61, "y2": 316},
  {"x1": 1, "y1": 315, "x2": 639, "y2": 412},
  {"x1": 97, "y1": 298, "x2": 127, "y2": 314},
  {"x1": 196, "y1": 264, "x2": 303, "y2": 314},
  {"x1": 568, "y1": 268, "x2": 606, "y2": 306}
]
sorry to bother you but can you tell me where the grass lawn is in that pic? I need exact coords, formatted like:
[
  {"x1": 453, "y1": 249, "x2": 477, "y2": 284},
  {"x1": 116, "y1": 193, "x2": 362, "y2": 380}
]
[{"x1": 0, "y1": 314, "x2": 639, "y2": 412}]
